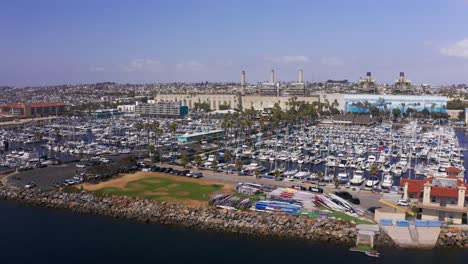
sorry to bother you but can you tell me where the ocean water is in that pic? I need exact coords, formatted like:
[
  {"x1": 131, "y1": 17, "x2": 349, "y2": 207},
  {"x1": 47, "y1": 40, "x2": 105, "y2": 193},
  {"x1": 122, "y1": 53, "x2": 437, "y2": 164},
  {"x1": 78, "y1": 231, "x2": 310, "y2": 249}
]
[{"x1": 0, "y1": 200, "x2": 467, "y2": 264}]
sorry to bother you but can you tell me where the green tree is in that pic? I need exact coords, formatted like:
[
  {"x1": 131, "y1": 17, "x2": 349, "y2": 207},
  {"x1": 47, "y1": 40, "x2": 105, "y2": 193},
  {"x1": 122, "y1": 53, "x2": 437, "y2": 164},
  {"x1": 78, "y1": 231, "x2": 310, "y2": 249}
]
[
  {"x1": 254, "y1": 169, "x2": 261, "y2": 179},
  {"x1": 169, "y1": 122, "x2": 178, "y2": 134},
  {"x1": 34, "y1": 131, "x2": 44, "y2": 142},
  {"x1": 148, "y1": 144, "x2": 155, "y2": 156},
  {"x1": 392, "y1": 108, "x2": 401, "y2": 118},
  {"x1": 180, "y1": 154, "x2": 189, "y2": 168},
  {"x1": 194, "y1": 155, "x2": 202, "y2": 168},
  {"x1": 457, "y1": 110, "x2": 465, "y2": 121},
  {"x1": 211, "y1": 159, "x2": 218, "y2": 169},
  {"x1": 333, "y1": 177, "x2": 340, "y2": 188},
  {"x1": 370, "y1": 164, "x2": 379, "y2": 176},
  {"x1": 370, "y1": 106, "x2": 380, "y2": 117},
  {"x1": 224, "y1": 150, "x2": 232, "y2": 163},
  {"x1": 235, "y1": 160, "x2": 243, "y2": 175},
  {"x1": 273, "y1": 169, "x2": 281, "y2": 181},
  {"x1": 316, "y1": 171, "x2": 323, "y2": 188}
]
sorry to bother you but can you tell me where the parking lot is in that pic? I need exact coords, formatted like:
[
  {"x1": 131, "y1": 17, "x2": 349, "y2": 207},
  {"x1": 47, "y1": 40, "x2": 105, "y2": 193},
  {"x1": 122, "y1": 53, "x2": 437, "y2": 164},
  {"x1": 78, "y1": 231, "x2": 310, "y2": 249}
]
[{"x1": 6, "y1": 162, "x2": 84, "y2": 190}]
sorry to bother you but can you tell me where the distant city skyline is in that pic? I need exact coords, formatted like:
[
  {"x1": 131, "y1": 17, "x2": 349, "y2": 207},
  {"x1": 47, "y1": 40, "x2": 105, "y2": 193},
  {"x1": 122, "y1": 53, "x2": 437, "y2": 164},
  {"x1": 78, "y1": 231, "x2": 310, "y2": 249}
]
[{"x1": 1, "y1": 0, "x2": 468, "y2": 86}]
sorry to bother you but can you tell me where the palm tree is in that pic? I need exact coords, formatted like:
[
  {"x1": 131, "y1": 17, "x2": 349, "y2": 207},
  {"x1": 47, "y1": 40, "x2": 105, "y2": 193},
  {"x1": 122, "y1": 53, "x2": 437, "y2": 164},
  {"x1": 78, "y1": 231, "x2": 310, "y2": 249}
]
[
  {"x1": 316, "y1": 171, "x2": 323, "y2": 188},
  {"x1": 135, "y1": 122, "x2": 144, "y2": 146},
  {"x1": 224, "y1": 149, "x2": 232, "y2": 163},
  {"x1": 180, "y1": 154, "x2": 189, "y2": 168},
  {"x1": 148, "y1": 144, "x2": 155, "y2": 157},
  {"x1": 370, "y1": 164, "x2": 380, "y2": 183},
  {"x1": 235, "y1": 160, "x2": 243, "y2": 175},
  {"x1": 211, "y1": 159, "x2": 218, "y2": 170},
  {"x1": 254, "y1": 169, "x2": 261, "y2": 179},
  {"x1": 273, "y1": 169, "x2": 281, "y2": 181},
  {"x1": 155, "y1": 128, "x2": 163, "y2": 164},
  {"x1": 168, "y1": 122, "x2": 178, "y2": 152},
  {"x1": 34, "y1": 132, "x2": 44, "y2": 142},
  {"x1": 194, "y1": 155, "x2": 202, "y2": 168},
  {"x1": 144, "y1": 122, "x2": 152, "y2": 145},
  {"x1": 333, "y1": 177, "x2": 340, "y2": 189}
]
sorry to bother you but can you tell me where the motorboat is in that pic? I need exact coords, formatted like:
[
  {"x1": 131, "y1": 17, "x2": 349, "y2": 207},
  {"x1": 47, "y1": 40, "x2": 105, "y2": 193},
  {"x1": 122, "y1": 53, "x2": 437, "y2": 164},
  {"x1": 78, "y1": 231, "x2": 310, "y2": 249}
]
[
  {"x1": 382, "y1": 163, "x2": 392, "y2": 173},
  {"x1": 365, "y1": 176, "x2": 380, "y2": 188},
  {"x1": 337, "y1": 169, "x2": 349, "y2": 184},
  {"x1": 350, "y1": 170, "x2": 365, "y2": 186},
  {"x1": 367, "y1": 155, "x2": 376, "y2": 163},
  {"x1": 381, "y1": 173, "x2": 393, "y2": 188},
  {"x1": 283, "y1": 169, "x2": 298, "y2": 178},
  {"x1": 392, "y1": 162, "x2": 406, "y2": 177}
]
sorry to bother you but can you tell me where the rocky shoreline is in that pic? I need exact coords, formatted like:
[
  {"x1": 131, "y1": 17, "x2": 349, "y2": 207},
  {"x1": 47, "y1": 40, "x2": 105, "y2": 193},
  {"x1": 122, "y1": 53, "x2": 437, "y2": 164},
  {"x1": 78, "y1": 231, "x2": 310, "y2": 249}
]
[
  {"x1": 437, "y1": 228, "x2": 468, "y2": 248},
  {"x1": 0, "y1": 185, "x2": 466, "y2": 248}
]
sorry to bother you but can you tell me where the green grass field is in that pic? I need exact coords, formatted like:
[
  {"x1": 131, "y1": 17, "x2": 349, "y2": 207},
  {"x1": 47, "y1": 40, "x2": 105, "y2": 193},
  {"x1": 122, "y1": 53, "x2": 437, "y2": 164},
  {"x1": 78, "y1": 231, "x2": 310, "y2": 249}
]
[
  {"x1": 319, "y1": 206, "x2": 374, "y2": 225},
  {"x1": 92, "y1": 177, "x2": 223, "y2": 202}
]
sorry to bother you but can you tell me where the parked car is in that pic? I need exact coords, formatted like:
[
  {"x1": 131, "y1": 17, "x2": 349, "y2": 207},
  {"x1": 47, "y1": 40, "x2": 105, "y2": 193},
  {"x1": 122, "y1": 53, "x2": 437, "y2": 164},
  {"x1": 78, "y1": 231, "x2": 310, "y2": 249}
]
[
  {"x1": 192, "y1": 172, "x2": 203, "y2": 178},
  {"x1": 24, "y1": 182, "x2": 36, "y2": 189},
  {"x1": 397, "y1": 199, "x2": 410, "y2": 206},
  {"x1": 335, "y1": 191, "x2": 353, "y2": 200}
]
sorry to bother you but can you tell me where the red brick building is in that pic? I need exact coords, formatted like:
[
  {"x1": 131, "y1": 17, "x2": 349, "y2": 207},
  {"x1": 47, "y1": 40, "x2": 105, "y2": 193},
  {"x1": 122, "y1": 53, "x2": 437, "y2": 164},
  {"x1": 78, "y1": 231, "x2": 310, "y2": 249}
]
[{"x1": 0, "y1": 102, "x2": 65, "y2": 118}]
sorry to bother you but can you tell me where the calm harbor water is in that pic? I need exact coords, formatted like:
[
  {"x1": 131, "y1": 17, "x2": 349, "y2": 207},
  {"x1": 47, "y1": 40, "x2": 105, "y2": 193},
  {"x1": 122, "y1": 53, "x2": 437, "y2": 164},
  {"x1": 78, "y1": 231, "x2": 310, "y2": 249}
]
[{"x1": 0, "y1": 200, "x2": 467, "y2": 264}]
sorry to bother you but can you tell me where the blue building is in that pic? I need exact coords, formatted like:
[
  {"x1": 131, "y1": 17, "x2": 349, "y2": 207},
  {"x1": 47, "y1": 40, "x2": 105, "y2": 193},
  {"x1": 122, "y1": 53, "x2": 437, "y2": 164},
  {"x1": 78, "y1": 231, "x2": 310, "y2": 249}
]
[
  {"x1": 177, "y1": 130, "x2": 224, "y2": 143},
  {"x1": 94, "y1": 109, "x2": 122, "y2": 119},
  {"x1": 343, "y1": 94, "x2": 447, "y2": 114}
]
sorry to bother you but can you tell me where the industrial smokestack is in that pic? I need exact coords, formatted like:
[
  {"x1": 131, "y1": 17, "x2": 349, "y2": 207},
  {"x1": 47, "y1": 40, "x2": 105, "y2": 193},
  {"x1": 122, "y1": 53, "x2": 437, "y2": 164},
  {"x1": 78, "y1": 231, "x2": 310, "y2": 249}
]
[
  {"x1": 271, "y1": 69, "x2": 275, "y2": 83},
  {"x1": 241, "y1": 70, "x2": 246, "y2": 86},
  {"x1": 299, "y1": 69, "x2": 304, "y2": 83}
]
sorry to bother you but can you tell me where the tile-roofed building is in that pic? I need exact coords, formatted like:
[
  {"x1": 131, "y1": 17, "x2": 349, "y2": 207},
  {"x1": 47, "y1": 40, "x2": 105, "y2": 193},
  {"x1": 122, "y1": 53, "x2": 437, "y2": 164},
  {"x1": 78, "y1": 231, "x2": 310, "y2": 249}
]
[{"x1": 401, "y1": 176, "x2": 468, "y2": 224}]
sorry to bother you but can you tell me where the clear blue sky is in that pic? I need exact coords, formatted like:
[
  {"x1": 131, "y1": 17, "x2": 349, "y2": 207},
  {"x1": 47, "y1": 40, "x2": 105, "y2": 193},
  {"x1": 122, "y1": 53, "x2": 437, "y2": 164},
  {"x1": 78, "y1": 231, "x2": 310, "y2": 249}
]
[{"x1": 1, "y1": 0, "x2": 468, "y2": 86}]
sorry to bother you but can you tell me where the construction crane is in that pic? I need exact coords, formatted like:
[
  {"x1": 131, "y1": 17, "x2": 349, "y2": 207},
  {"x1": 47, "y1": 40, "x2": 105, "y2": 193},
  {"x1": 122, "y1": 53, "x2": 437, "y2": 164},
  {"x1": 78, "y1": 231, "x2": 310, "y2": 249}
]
[{"x1": 378, "y1": 199, "x2": 415, "y2": 216}]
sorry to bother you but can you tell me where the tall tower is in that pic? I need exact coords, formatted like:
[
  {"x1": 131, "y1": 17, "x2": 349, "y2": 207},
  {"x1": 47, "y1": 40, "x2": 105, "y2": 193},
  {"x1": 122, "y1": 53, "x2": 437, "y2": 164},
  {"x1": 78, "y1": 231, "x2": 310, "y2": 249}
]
[
  {"x1": 299, "y1": 69, "x2": 304, "y2": 83},
  {"x1": 271, "y1": 69, "x2": 275, "y2": 83},
  {"x1": 241, "y1": 70, "x2": 246, "y2": 87}
]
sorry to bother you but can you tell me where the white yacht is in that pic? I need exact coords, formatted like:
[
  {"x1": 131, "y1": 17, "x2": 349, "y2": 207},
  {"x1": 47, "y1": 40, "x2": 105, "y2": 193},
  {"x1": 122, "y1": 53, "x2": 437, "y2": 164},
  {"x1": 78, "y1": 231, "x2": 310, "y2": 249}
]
[
  {"x1": 381, "y1": 174, "x2": 394, "y2": 188},
  {"x1": 365, "y1": 176, "x2": 380, "y2": 188},
  {"x1": 350, "y1": 170, "x2": 365, "y2": 186}
]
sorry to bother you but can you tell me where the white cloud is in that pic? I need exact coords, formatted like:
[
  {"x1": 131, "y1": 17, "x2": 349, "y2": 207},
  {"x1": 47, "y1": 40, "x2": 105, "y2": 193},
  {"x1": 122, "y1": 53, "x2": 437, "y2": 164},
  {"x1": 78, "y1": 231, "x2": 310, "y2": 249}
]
[
  {"x1": 121, "y1": 59, "x2": 163, "y2": 72},
  {"x1": 176, "y1": 60, "x2": 204, "y2": 71},
  {"x1": 271, "y1": 55, "x2": 310, "y2": 63},
  {"x1": 440, "y1": 39, "x2": 468, "y2": 59},
  {"x1": 320, "y1": 57, "x2": 344, "y2": 66},
  {"x1": 89, "y1": 66, "x2": 105, "y2": 72}
]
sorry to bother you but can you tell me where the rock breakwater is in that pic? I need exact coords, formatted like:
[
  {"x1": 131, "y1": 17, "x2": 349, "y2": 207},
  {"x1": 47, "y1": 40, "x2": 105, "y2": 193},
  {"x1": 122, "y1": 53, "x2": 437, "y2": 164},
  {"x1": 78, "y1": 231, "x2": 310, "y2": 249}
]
[
  {"x1": 0, "y1": 186, "x2": 389, "y2": 247},
  {"x1": 438, "y1": 228, "x2": 468, "y2": 248}
]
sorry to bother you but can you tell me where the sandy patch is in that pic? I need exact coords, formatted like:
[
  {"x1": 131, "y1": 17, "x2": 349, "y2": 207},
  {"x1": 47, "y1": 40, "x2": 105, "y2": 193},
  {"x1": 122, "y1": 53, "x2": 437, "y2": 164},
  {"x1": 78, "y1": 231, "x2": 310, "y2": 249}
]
[
  {"x1": 176, "y1": 191, "x2": 189, "y2": 196},
  {"x1": 167, "y1": 183, "x2": 180, "y2": 188},
  {"x1": 79, "y1": 172, "x2": 149, "y2": 191}
]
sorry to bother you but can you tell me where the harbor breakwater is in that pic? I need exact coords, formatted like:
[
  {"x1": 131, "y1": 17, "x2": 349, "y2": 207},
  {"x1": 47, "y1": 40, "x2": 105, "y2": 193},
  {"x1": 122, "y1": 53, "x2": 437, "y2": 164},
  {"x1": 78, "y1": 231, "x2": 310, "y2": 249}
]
[
  {"x1": 0, "y1": 185, "x2": 392, "y2": 246},
  {"x1": 1, "y1": 185, "x2": 466, "y2": 248},
  {"x1": 437, "y1": 228, "x2": 468, "y2": 248}
]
